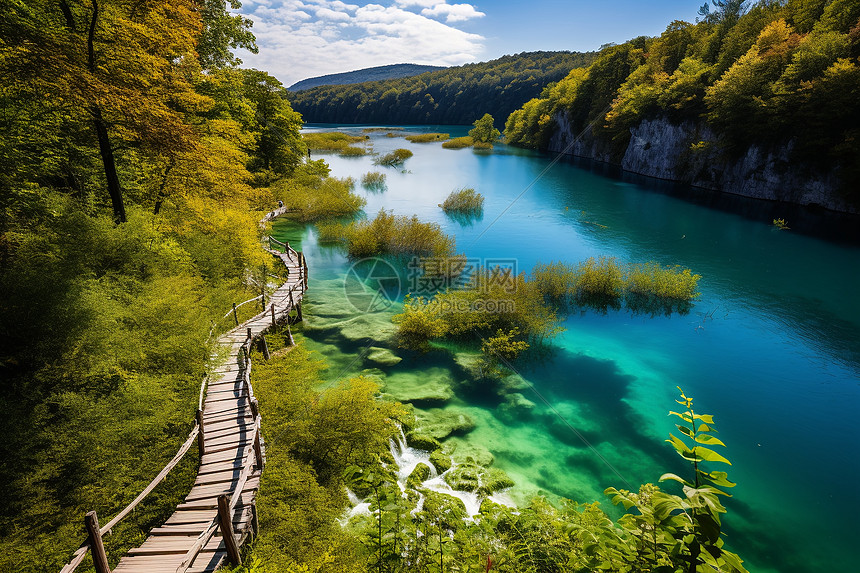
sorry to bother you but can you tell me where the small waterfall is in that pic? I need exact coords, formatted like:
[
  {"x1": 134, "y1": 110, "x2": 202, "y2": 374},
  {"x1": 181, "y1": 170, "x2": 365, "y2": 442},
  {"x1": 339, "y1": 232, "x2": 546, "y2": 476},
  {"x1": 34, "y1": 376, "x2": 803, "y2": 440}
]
[{"x1": 342, "y1": 425, "x2": 514, "y2": 524}]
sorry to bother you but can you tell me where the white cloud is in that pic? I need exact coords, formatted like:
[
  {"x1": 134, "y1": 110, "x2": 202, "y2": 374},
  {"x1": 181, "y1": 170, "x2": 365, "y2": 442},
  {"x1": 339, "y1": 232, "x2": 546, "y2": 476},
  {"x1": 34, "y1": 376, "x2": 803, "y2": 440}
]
[
  {"x1": 421, "y1": 3, "x2": 485, "y2": 22},
  {"x1": 233, "y1": 1, "x2": 486, "y2": 86}
]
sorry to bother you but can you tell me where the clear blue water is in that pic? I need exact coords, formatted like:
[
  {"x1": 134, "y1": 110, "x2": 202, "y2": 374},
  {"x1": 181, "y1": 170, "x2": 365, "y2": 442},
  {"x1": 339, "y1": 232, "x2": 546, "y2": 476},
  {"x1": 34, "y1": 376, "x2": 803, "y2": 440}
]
[{"x1": 273, "y1": 125, "x2": 860, "y2": 573}]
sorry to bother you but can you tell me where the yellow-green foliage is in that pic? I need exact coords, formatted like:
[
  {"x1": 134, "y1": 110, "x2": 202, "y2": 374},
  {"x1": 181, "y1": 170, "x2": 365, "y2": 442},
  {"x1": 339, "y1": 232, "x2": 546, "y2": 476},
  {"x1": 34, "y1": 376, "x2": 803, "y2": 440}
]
[
  {"x1": 301, "y1": 131, "x2": 366, "y2": 151},
  {"x1": 361, "y1": 171, "x2": 387, "y2": 190},
  {"x1": 374, "y1": 148, "x2": 413, "y2": 167},
  {"x1": 468, "y1": 113, "x2": 501, "y2": 144},
  {"x1": 339, "y1": 145, "x2": 368, "y2": 157},
  {"x1": 319, "y1": 209, "x2": 455, "y2": 259},
  {"x1": 626, "y1": 262, "x2": 701, "y2": 299},
  {"x1": 532, "y1": 258, "x2": 700, "y2": 314},
  {"x1": 503, "y1": 4, "x2": 860, "y2": 199},
  {"x1": 440, "y1": 187, "x2": 485, "y2": 214},
  {"x1": 392, "y1": 267, "x2": 559, "y2": 353},
  {"x1": 391, "y1": 295, "x2": 451, "y2": 352},
  {"x1": 246, "y1": 340, "x2": 405, "y2": 572},
  {"x1": 272, "y1": 162, "x2": 366, "y2": 222},
  {"x1": 405, "y1": 132, "x2": 450, "y2": 142},
  {"x1": 441, "y1": 136, "x2": 475, "y2": 149}
]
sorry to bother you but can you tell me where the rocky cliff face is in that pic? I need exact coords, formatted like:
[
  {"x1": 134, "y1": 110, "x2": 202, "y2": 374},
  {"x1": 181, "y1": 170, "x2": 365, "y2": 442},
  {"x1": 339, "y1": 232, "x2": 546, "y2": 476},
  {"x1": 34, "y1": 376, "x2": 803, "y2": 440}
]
[{"x1": 548, "y1": 113, "x2": 856, "y2": 214}]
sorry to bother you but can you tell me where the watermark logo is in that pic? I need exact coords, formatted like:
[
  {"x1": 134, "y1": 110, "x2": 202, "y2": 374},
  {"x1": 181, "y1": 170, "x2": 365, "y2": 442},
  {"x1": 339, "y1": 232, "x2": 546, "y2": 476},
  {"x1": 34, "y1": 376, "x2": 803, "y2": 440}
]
[
  {"x1": 407, "y1": 256, "x2": 518, "y2": 296},
  {"x1": 343, "y1": 257, "x2": 402, "y2": 313}
]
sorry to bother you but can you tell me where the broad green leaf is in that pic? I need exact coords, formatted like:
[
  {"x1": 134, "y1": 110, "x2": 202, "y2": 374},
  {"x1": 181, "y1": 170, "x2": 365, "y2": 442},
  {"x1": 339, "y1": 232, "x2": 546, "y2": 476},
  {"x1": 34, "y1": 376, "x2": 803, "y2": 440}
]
[
  {"x1": 677, "y1": 424, "x2": 694, "y2": 437},
  {"x1": 659, "y1": 472, "x2": 694, "y2": 487},
  {"x1": 669, "y1": 410, "x2": 693, "y2": 423},
  {"x1": 667, "y1": 433, "x2": 693, "y2": 456},
  {"x1": 693, "y1": 413, "x2": 715, "y2": 424},
  {"x1": 695, "y1": 434, "x2": 726, "y2": 446},
  {"x1": 721, "y1": 549, "x2": 749, "y2": 572},
  {"x1": 701, "y1": 470, "x2": 736, "y2": 488},
  {"x1": 694, "y1": 446, "x2": 732, "y2": 465},
  {"x1": 697, "y1": 423, "x2": 716, "y2": 433}
]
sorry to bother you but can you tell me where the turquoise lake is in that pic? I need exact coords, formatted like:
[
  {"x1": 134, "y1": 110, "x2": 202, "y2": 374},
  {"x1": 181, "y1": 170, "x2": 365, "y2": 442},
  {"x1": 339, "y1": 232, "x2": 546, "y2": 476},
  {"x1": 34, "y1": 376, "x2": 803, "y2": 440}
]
[{"x1": 271, "y1": 125, "x2": 860, "y2": 573}]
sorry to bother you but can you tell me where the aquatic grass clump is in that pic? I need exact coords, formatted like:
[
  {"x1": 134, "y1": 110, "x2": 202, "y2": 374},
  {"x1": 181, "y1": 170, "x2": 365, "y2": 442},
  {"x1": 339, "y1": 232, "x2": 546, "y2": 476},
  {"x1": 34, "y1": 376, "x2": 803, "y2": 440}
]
[
  {"x1": 532, "y1": 258, "x2": 701, "y2": 314},
  {"x1": 374, "y1": 148, "x2": 413, "y2": 167},
  {"x1": 406, "y1": 133, "x2": 450, "y2": 143},
  {"x1": 440, "y1": 187, "x2": 484, "y2": 215},
  {"x1": 626, "y1": 262, "x2": 700, "y2": 300},
  {"x1": 339, "y1": 146, "x2": 367, "y2": 157},
  {"x1": 320, "y1": 209, "x2": 455, "y2": 259},
  {"x1": 302, "y1": 131, "x2": 365, "y2": 151},
  {"x1": 361, "y1": 171, "x2": 387, "y2": 191},
  {"x1": 441, "y1": 136, "x2": 474, "y2": 149}
]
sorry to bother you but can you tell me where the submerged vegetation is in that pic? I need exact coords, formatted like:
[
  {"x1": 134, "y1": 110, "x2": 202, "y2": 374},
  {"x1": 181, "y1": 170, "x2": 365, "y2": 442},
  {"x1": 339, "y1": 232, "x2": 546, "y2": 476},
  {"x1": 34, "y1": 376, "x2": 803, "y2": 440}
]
[
  {"x1": 361, "y1": 171, "x2": 387, "y2": 191},
  {"x1": 318, "y1": 209, "x2": 456, "y2": 259},
  {"x1": 374, "y1": 148, "x2": 414, "y2": 167}
]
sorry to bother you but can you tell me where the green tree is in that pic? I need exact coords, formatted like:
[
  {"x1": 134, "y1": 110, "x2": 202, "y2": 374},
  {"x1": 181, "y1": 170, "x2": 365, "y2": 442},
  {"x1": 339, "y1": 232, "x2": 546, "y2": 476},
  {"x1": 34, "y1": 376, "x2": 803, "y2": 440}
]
[
  {"x1": 197, "y1": 0, "x2": 258, "y2": 69},
  {"x1": 468, "y1": 113, "x2": 501, "y2": 144}
]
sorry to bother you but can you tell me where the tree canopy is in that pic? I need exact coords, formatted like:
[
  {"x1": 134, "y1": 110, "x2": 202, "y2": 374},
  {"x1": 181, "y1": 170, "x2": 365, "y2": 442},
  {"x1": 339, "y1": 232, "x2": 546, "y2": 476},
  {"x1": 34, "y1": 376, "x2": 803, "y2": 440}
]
[{"x1": 504, "y1": 0, "x2": 860, "y2": 198}]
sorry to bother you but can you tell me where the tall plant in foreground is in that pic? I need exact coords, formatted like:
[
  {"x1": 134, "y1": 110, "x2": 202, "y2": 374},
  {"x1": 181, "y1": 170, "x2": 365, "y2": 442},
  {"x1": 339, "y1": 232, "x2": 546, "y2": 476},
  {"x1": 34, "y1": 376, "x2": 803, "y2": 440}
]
[{"x1": 609, "y1": 387, "x2": 748, "y2": 573}]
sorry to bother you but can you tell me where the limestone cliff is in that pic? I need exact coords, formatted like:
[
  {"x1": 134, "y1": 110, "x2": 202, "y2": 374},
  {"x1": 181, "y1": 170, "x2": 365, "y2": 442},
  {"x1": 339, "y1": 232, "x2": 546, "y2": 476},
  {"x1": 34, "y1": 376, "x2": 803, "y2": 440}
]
[{"x1": 548, "y1": 113, "x2": 856, "y2": 214}]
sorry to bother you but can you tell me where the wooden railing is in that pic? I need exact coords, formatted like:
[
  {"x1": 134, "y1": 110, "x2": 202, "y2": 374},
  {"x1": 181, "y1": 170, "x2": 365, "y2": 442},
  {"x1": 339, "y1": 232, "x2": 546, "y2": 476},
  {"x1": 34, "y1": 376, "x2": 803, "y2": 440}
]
[{"x1": 57, "y1": 211, "x2": 306, "y2": 573}]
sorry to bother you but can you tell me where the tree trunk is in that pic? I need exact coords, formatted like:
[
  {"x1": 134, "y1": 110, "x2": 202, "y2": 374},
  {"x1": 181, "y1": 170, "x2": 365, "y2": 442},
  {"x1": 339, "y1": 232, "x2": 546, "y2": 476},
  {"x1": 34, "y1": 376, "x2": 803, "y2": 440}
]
[
  {"x1": 87, "y1": 0, "x2": 126, "y2": 223},
  {"x1": 92, "y1": 107, "x2": 126, "y2": 223}
]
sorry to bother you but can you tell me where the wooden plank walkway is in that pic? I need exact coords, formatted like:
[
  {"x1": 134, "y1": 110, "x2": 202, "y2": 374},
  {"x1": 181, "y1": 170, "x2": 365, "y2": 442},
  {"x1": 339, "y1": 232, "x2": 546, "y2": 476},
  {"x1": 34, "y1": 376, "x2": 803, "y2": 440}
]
[{"x1": 109, "y1": 229, "x2": 307, "y2": 572}]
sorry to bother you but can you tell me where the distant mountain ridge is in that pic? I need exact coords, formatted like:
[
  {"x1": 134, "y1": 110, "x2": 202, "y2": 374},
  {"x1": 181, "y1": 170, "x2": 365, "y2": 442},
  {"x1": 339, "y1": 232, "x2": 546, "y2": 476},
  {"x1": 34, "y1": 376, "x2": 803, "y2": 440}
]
[{"x1": 288, "y1": 64, "x2": 446, "y2": 91}]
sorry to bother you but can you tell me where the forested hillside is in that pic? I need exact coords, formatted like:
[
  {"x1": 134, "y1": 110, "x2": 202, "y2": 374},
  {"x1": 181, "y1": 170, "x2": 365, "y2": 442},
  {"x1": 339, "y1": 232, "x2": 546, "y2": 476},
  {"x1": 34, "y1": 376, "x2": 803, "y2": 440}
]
[
  {"x1": 288, "y1": 51, "x2": 596, "y2": 126},
  {"x1": 288, "y1": 63, "x2": 446, "y2": 91},
  {"x1": 505, "y1": 0, "x2": 860, "y2": 203}
]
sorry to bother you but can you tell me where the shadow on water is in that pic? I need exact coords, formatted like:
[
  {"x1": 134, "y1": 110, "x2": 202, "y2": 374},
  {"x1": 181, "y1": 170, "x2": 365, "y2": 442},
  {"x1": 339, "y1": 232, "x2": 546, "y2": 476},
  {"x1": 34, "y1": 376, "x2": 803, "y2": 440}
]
[{"x1": 558, "y1": 154, "x2": 860, "y2": 244}]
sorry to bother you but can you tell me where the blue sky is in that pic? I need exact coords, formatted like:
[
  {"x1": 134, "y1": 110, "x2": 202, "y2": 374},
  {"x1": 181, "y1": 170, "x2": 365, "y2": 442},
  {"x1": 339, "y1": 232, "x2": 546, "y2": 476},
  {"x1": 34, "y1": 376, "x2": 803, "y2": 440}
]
[{"x1": 234, "y1": 1, "x2": 702, "y2": 86}]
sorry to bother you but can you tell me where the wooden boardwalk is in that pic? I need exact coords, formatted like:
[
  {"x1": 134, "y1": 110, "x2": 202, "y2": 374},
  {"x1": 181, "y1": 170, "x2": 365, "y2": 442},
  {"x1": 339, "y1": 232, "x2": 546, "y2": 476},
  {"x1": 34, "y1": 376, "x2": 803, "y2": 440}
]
[{"x1": 60, "y1": 209, "x2": 307, "y2": 573}]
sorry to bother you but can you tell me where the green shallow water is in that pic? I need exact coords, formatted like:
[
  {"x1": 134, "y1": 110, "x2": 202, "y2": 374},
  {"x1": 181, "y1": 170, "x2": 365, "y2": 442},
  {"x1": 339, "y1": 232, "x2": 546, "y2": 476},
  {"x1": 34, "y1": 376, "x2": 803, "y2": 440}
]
[{"x1": 272, "y1": 125, "x2": 860, "y2": 573}]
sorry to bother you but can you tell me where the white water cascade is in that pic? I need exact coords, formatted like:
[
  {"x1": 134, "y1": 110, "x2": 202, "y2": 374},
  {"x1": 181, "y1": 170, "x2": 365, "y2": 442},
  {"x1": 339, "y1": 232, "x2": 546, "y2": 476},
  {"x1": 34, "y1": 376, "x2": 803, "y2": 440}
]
[{"x1": 341, "y1": 426, "x2": 514, "y2": 523}]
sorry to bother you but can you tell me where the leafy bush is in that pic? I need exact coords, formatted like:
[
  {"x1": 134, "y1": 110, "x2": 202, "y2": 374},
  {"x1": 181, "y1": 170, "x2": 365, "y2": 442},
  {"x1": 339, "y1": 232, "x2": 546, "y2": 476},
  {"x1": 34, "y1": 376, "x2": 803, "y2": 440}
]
[
  {"x1": 440, "y1": 187, "x2": 485, "y2": 214},
  {"x1": 405, "y1": 132, "x2": 450, "y2": 143},
  {"x1": 271, "y1": 162, "x2": 366, "y2": 222},
  {"x1": 374, "y1": 148, "x2": 413, "y2": 167}
]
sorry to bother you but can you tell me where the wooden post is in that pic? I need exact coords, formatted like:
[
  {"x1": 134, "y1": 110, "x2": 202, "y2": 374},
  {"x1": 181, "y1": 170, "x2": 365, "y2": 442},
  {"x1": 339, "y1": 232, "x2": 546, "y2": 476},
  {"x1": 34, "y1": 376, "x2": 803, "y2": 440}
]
[
  {"x1": 85, "y1": 511, "x2": 111, "y2": 573},
  {"x1": 217, "y1": 495, "x2": 241, "y2": 567},
  {"x1": 270, "y1": 303, "x2": 276, "y2": 328},
  {"x1": 296, "y1": 303, "x2": 303, "y2": 323},
  {"x1": 251, "y1": 503, "x2": 260, "y2": 537},
  {"x1": 250, "y1": 398, "x2": 259, "y2": 420},
  {"x1": 289, "y1": 290, "x2": 294, "y2": 312},
  {"x1": 232, "y1": 303, "x2": 239, "y2": 326},
  {"x1": 196, "y1": 409, "x2": 205, "y2": 457},
  {"x1": 246, "y1": 327, "x2": 252, "y2": 341},
  {"x1": 260, "y1": 335, "x2": 270, "y2": 360},
  {"x1": 253, "y1": 428, "x2": 264, "y2": 469},
  {"x1": 301, "y1": 253, "x2": 308, "y2": 290}
]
